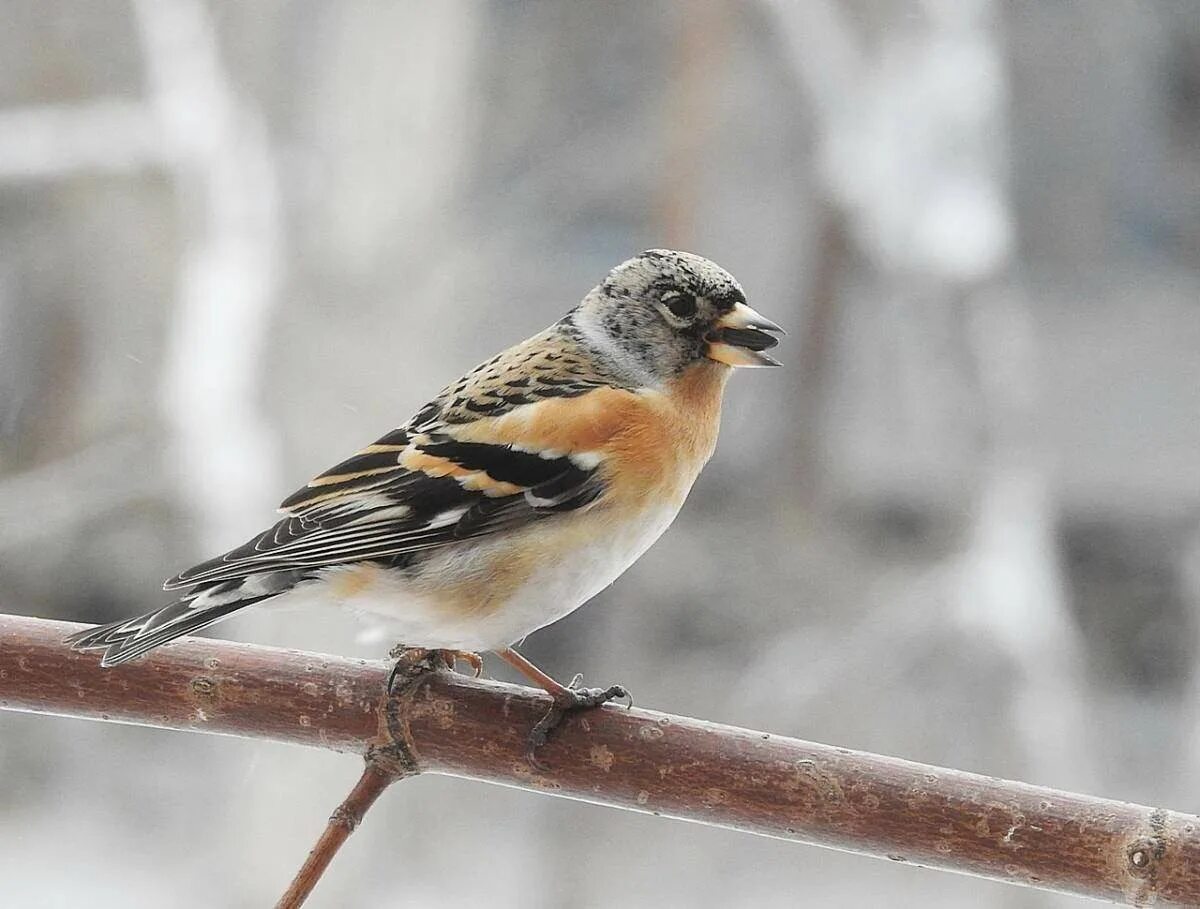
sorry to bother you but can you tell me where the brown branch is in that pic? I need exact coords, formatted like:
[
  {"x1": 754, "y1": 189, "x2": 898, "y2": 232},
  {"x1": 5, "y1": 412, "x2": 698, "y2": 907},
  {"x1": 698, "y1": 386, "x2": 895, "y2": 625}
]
[
  {"x1": 273, "y1": 763, "x2": 403, "y2": 909},
  {"x1": 275, "y1": 659, "x2": 425, "y2": 908},
  {"x1": 3, "y1": 613, "x2": 1199, "y2": 907}
]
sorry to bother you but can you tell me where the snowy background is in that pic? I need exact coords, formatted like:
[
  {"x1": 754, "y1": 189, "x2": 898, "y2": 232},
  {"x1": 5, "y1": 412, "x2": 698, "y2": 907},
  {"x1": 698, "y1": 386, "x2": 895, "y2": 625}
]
[{"x1": 2, "y1": 1, "x2": 1199, "y2": 906}]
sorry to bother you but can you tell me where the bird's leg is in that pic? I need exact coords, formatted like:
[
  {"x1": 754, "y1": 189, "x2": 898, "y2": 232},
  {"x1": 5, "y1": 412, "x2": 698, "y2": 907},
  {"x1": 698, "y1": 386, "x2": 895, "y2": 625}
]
[
  {"x1": 385, "y1": 645, "x2": 483, "y2": 692},
  {"x1": 498, "y1": 647, "x2": 631, "y2": 769}
]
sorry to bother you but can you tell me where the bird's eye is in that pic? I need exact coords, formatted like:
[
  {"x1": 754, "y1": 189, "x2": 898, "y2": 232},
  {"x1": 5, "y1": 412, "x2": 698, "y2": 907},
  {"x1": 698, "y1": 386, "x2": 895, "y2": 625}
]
[{"x1": 663, "y1": 291, "x2": 697, "y2": 319}]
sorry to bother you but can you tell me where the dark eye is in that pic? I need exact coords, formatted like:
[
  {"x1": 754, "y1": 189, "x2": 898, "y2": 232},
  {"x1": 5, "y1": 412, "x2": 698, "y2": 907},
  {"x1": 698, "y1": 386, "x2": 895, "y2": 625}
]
[{"x1": 663, "y1": 291, "x2": 697, "y2": 319}]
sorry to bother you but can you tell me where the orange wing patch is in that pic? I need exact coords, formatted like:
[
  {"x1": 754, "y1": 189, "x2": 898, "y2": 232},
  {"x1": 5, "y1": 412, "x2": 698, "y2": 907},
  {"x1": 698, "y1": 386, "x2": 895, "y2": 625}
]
[
  {"x1": 450, "y1": 385, "x2": 637, "y2": 454},
  {"x1": 400, "y1": 446, "x2": 525, "y2": 498},
  {"x1": 447, "y1": 363, "x2": 728, "y2": 506}
]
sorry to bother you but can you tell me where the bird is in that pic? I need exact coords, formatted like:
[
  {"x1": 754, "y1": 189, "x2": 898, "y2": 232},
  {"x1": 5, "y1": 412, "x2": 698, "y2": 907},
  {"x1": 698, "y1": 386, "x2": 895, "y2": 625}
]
[{"x1": 67, "y1": 249, "x2": 783, "y2": 761}]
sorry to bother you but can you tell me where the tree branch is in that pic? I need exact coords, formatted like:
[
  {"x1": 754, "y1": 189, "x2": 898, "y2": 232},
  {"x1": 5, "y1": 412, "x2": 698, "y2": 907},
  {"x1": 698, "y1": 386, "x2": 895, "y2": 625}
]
[
  {"x1": 3, "y1": 613, "x2": 1198, "y2": 906},
  {"x1": 273, "y1": 762, "x2": 406, "y2": 909}
]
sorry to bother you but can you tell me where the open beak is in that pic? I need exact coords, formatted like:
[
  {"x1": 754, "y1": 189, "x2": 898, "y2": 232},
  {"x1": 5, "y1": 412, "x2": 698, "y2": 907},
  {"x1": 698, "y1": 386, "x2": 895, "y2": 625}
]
[{"x1": 706, "y1": 302, "x2": 785, "y2": 368}]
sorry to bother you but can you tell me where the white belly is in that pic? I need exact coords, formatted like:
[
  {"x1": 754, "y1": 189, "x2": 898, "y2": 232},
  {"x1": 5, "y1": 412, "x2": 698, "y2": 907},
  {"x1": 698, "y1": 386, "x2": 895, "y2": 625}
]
[
  {"x1": 468, "y1": 503, "x2": 681, "y2": 647},
  {"x1": 308, "y1": 502, "x2": 683, "y2": 651}
]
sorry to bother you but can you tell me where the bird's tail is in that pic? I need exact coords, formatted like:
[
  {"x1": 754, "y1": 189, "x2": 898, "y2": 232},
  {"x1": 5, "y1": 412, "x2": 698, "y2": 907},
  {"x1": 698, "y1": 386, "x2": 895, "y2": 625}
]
[{"x1": 66, "y1": 571, "x2": 308, "y2": 667}]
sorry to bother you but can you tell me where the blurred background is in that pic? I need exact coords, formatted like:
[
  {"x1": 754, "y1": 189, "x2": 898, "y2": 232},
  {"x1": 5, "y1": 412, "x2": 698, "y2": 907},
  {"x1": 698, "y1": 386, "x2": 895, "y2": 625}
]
[{"x1": 2, "y1": 1, "x2": 1199, "y2": 906}]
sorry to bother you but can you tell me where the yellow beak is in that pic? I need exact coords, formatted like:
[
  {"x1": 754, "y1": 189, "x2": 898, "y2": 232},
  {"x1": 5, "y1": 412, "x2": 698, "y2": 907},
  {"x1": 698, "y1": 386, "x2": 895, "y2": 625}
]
[{"x1": 706, "y1": 302, "x2": 785, "y2": 368}]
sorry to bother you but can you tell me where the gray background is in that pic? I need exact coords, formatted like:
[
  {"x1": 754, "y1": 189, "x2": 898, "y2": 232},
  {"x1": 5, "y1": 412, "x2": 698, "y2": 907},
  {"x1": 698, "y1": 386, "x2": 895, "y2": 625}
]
[{"x1": 1, "y1": 1, "x2": 1199, "y2": 906}]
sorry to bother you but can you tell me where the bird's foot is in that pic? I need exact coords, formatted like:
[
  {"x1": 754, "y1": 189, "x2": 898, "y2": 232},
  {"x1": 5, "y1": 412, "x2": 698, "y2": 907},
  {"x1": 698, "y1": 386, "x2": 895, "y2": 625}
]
[
  {"x1": 385, "y1": 646, "x2": 483, "y2": 693},
  {"x1": 437, "y1": 649, "x2": 484, "y2": 677},
  {"x1": 526, "y1": 673, "x2": 632, "y2": 771}
]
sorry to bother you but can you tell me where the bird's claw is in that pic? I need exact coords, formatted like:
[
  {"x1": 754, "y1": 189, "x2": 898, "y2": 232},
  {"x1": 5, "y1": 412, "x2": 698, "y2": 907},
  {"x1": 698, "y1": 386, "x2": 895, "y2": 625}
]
[
  {"x1": 525, "y1": 675, "x2": 631, "y2": 770},
  {"x1": 440, "y1": 649, "x2": 484, "y2": 677},
  {"x1": 385, "y1": 646, "x2": 484, "y2": 693}
]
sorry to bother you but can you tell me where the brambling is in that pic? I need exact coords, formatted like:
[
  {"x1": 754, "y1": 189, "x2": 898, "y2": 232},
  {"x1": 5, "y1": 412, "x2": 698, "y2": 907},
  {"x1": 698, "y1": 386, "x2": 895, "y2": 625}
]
[{"x1": 68, "y1": 249, "x2": 783, "y2": 759}]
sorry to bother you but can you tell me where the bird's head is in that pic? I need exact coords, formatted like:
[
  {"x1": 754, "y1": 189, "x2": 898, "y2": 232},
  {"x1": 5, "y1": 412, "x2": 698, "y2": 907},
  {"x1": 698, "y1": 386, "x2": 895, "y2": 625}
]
[{"x1": 570, "y1": 249, "x2": 783, "y2": 384}]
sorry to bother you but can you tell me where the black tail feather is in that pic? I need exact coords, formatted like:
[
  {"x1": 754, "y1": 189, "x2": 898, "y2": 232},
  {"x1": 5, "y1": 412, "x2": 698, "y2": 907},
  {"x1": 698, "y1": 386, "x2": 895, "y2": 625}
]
[
  {"x1": 67, "y1": 597, "x2": 270, "y2": 667},
  {"x1": 67, "y1": 569, "x2": 314, "y2": 666}
]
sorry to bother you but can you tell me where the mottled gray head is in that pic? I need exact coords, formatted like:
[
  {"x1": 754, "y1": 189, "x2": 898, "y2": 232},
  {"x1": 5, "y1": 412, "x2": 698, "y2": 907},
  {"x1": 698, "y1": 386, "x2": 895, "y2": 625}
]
[{"x1": 568, "y1": 250, "x2": 783, "y2": 385}]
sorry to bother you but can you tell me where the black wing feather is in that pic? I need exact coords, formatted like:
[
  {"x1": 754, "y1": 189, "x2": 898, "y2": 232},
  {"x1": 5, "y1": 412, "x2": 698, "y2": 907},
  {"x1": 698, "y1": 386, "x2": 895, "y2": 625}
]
[{"x1": 164, "y1": 436, "x2": 603, "y2": 590}]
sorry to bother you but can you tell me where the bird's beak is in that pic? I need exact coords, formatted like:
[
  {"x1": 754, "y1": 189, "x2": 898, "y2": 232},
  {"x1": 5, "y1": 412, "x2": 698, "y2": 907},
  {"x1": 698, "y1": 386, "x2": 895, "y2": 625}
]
[{"x1": 706, "y1": 302, "x2": 785, "y2": 368}]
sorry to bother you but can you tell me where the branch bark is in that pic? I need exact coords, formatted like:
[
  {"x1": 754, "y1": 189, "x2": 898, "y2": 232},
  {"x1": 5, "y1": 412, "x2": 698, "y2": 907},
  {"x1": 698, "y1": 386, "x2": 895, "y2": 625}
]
[{"x1": 3, "y1": 613, "x2": 1198, "y2": 906}]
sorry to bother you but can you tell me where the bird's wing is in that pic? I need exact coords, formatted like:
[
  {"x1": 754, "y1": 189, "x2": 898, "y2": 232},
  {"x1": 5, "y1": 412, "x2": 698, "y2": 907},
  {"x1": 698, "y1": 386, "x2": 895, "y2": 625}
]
[{"x1": 164, "y1": 331, "x2": 640, "y2": 591}]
